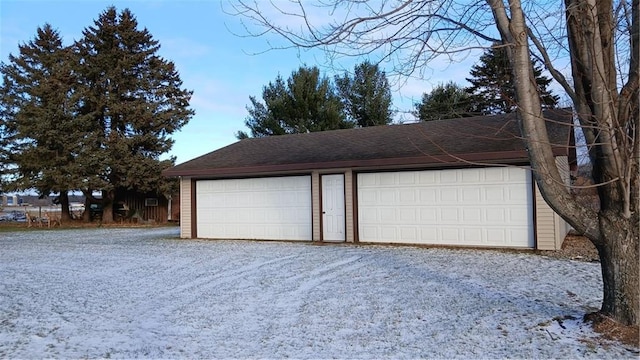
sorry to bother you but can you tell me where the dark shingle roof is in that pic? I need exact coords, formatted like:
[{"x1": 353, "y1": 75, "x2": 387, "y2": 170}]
[{"x1": 164, "y1": 109, "x2": 574, "y2": 178}]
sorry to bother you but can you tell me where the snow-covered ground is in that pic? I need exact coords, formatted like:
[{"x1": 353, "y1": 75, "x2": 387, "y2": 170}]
[{"x1": 0, "y1": 227, "x2": 637, "y2": 359}]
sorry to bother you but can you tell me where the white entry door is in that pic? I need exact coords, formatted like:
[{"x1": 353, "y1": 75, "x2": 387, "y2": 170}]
[{"x1": 322, "y1": 174, "x2": 345, "y2": 241}]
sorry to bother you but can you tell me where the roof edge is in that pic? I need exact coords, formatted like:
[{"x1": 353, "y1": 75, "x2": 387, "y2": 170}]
[{"x1": 163, "y1": 149, "x2": 555, "y2": 178}]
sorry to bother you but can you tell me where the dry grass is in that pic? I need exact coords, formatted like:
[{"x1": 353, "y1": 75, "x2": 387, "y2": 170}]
[
  {"x1": 541, "y1": 233, "x2": 600, "y2": 262},
  {"x1": 0, "y1": 218, "x2": 176, "y2": 232},
  {"x1": 584, "y1": 312, "x2": 640, "y2": 349}
]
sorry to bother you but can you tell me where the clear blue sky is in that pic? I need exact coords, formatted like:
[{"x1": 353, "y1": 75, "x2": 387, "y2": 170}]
[{"x1": 0, "y1": 0, "x2": 476, "y2": 164}]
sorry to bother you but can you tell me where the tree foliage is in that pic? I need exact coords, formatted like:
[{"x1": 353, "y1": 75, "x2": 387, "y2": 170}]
[
  {"x1": 0, "y1": 7, "x2": 193, "y2": 222},
  {"x1": 237, "y1": 65, "x2": 350, "y2": 138},
  {"x1": 0, "y1": 24, "x2": 90, "y2": 219},
  {"x1": 466, "y1": 45, "x2": 559, "y2": 114},
  {"x1": 414, "y1": 46, "x2": 558, "y2": 122},
  {"x1": 414, "y1": 81, "x2": 475, "y2": 121},
  {"x1": 229, "y1": 0, "x2": 639, "y2": 326},
  {"x1": 74, "y1": 7, "x2": 193, "y2": 221},
  {"x1": 335, "y1": 60, "x2": 393, "y2": 126}
]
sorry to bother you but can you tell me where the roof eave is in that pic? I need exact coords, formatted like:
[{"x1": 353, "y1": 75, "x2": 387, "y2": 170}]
[{"x1": 163, "y1": 149, "x2": 559, "y2": 178}]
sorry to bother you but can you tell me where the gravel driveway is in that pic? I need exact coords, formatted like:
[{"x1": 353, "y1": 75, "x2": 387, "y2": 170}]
[{"x1": 0, "y1": 227, "x2": 635, "y2": 359}]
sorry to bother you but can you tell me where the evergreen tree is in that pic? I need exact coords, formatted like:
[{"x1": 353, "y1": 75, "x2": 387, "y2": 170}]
[
  {"x1": 335, "y1": 61, "x2": 393, "y2": 126},
  {"x1": 0, "y1": 24, "x2": 88, "y2": 220},
  {"x1": 75, "y1": 7, "x2": 193, "y2": 222},
  {"x1": 238, "y1": 65, "x2": 350, "y2": 138},
  {"x1": 414, "y1": 81, "x2": 476, "y2": 121},
  {"x1": 466, "y1": 45, "x2": 558, "y2": 114},
  {"x1": 0, "y1": 77, "x2": 15, "y2": 193}
]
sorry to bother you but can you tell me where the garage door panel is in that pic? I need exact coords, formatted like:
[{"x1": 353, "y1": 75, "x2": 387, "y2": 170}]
[
  {"x1": 358, "y1": 168, "x2": 533, "y2": 248},
  {"x1": 462, "y1": 208, "x2": 482, "y2": 223},
  {"x1": 441, "y1": 228, "x2": 460, "y2": 242},
  {"x1": 399, "y1": 189, "x2": 416, "y2": 203},
  {"x1": 462, "y1": 170, "x2": 481, "y2": 182},
  {"x1": 400, "y1": 227, "x2": 418, "y2": 241},
  {"x1": 508, "y1": 187, "x2": 528, "y2": 202},
  {"x1": 462, "y1": 188, "x2": 481, "y2": 202},
  {"x1": 381, "y1": 227, "x2": 397, "y2": 239},
  {"x1": 380, "y1": 208, "x2": 396, "y2": 222},
  {"x1": 510, "y1": 208, "x2": 529, "y2": 222},
  {"x1": 196, "y1": 176, "x2": 312, "y2": 241},
  {"x1": 399, "y1": 172, "x2": 417, "y2": 184},
  {"x1": 420, "y1": 229, "x2": 437, "y2": 242},
  {"x1": 486, "y1": 208, "x2": 506, "y2": 222},
  {"x1": 420, "y1": 208, "x2": 437, "y2": 222},
  {"x1": 463, "y1": 228, "x2": 482, "y2": 242},
  {"x1": 509, "y1": 228, "x2": 530, "y2": 242},
  {"x1": 485, "y1": 169, "x2": 505, "y2": 181},
  {"x1": 484, "y1": 187, "x2": 505, "y2": 202},
  {"x1": 420, "y1": 189, "x2": 436, "y2": 202},
  {"x1": 399, "y1": 208, "x2": 417, "y2": 222},
  {"x1": 379, "y1": 173, "x2": 397, "y2": 185},
  {"x1": 439, "y1": 188, "x2": 458, "y2": 202},
  {"x1": 419, "y1": 172, "x2": 437, "y2": 184},
  {"x1": 440, "y1": 171, "x2": 458, "y2": 183},
  {"x1": 440, "y1": 208, "x2": 459, "y2": 222}
]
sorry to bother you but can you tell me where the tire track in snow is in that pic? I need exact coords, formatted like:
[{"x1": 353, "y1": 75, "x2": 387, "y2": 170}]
[
  {"x1": 286, "y1": 255, "x2": 365, "y2": 292},
  {"x1": 247, "y1": 254, "x2": 369, "y2": 351},
  {"x1": 160, "y1": 254, "x2": 300, "y2": 298},
  {"x1": 54, "y1": 249, "x2": 305, "y2": 354},
  {"x1": 272, "y1": 255, "x2": 367, "y2": 315}
]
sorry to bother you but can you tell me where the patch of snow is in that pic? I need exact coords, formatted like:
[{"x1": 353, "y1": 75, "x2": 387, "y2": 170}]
[{"x1": 0, "y1": 228, "x2": 636, "y2": 359}]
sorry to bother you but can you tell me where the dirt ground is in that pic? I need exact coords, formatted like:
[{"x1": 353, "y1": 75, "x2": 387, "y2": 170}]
[{"x1": 540, "y1": 233, "x2": 600, "y2": 262}]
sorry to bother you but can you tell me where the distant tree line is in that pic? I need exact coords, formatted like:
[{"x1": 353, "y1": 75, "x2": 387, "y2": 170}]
[
  {"x1": 0, "y1": 7, "x2": 193, "y2": 222},
  {"x1": 414, "y1": 46, "x2": 558, "y2": 121},
  {"x1": 236, "y1": 61, "x2": 394, "y2": 139},
  {"x1": 237, "y1": 47, "x2": 558, "y2": 137}
]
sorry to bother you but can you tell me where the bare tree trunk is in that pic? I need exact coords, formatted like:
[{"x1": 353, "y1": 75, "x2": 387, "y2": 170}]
[
  {"x1": 82, "y1": 196, "x2": 91, "y2": 222},
  {"x1": 101, "y1": 189, "x2": 114, "y2": 224},
  {"x1": 489, "y1": 0, "x2": 639, "y2": 326},
  {"x1": 596, "y1": 218, "x2": 639, "y2": 325},
  {"x1": 59, "y1": 191, "x2": 71, "y2": 222}
]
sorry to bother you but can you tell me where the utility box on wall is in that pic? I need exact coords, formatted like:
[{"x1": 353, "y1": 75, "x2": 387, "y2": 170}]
[{"x1": 145, "y1": 198, "x2": 158, "y2": 207}]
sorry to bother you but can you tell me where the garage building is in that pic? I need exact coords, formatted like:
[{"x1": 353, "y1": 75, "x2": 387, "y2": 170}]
[{"x1": 163, "y1": 110, "x2": 575, "y2": 250}]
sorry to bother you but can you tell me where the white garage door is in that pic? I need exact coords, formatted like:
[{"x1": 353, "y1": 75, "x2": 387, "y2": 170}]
[
  {"x1": 358, "y1": 167, "x2": 534, "y2": 248},
  {"x1": 196, "y1": 176, "x2": 312, "y2": 240}
]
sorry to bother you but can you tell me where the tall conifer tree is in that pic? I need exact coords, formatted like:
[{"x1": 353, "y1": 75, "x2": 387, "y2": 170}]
[
  {"x1": 0, "y1": 24, "x2": 86, "y2": 220},
  {"x1": 335, "y1": 61, "x2": 394, "y2": 127},
  {"x1": 414, "y1": 82, "x2": 476, "y2": 121},
  {"x1": 466, "y1": 45, "x2": 558, "y2": 114},
  {"x1": 75, "y1": 7, "x2": 193, "y2": 222},
  {"x1": 238, "y1": 66, "x2": 349, "y2": 138}
]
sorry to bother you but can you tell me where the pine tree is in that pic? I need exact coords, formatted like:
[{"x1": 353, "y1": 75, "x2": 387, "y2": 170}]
[
  {"x1": 0, "y1": 24, "x2": 88, "y2": 220},
  {"x1": 414, "y1": 81, "x2": 476, "y2": 121},
  {"x1": 238, "y1": 66, "x2": 350, "y2": 138},
  {"x1": 75, "y1": 7, "x2": 193, "y2": 222},
  {"x1": 466, "y1": 45, "x2": 558, "y2": 114},
  {"x1": 335, "y1": 61, "x2": 394, "y2": 126}
]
